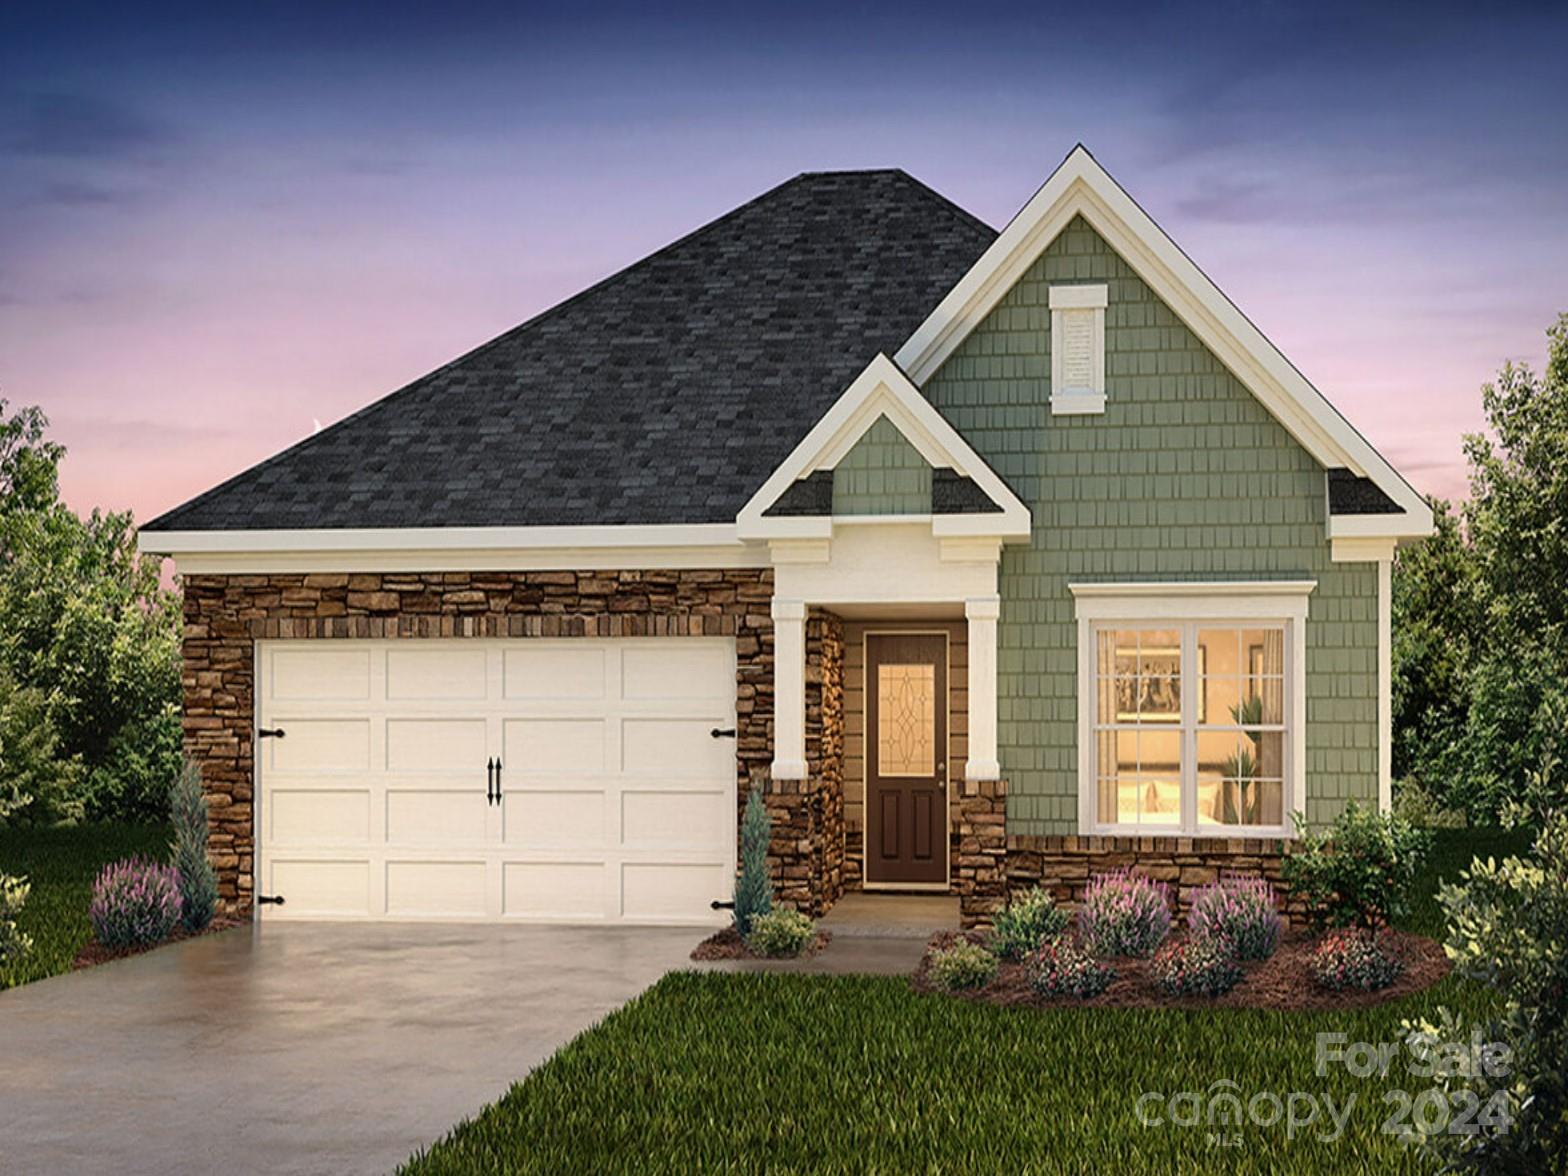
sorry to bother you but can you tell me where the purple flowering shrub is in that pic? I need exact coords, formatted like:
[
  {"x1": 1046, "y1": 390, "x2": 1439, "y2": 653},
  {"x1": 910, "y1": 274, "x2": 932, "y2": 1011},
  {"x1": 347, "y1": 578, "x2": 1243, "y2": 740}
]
[
  {"x1": 1078, "y1": 870, "x2": 1172, "y2": 958},
  {"x1": 1151, "y1": 937, "x2": 1243, "y2": 997},
  {"x1": 1028, "y1": 937, "x2": 1116, "y2": 999},
  {"x1": 1310, "y1": 929, "x2": 1403, "y2": 991},
  {"x1": 1188, "y1": 874, "x2": 1283, "y2": 961},
  {"x1": 89, "y1": 858, "x2": 182, "y2": 949}
]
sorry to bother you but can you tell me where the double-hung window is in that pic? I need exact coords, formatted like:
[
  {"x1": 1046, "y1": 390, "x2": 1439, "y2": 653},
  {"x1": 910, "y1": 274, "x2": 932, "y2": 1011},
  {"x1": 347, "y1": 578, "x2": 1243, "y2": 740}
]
[{"x1": 1072, "y1": 584, "x2": 1312, "y2": 837}]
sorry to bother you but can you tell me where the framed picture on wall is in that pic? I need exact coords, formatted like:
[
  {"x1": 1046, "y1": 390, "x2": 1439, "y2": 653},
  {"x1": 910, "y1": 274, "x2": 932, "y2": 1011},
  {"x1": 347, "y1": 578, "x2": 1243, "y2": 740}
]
[{"x1": 1115, "y1": 646, "x2": 1205, "y2": 722}]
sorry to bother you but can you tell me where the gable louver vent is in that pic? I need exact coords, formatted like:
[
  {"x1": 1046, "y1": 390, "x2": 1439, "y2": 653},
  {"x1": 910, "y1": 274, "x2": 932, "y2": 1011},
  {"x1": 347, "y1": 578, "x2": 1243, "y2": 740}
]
[{"x1": 1049, "y1": 284, "x2": 1108, "y2": 415}]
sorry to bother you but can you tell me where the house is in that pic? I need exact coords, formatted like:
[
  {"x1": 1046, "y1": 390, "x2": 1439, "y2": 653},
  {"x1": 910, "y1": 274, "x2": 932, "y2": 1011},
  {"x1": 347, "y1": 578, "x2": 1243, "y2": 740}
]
[{"x1": 139, "y1": 147, "x2": 1431, "y2": 927}]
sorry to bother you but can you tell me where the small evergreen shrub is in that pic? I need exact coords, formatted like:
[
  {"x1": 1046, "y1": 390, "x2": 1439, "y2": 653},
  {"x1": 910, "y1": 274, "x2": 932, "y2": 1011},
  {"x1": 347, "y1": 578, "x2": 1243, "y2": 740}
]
[
  {"x1": 0, "y1": 871, "x2": 31, "y2": 967},
  {"x1": 928, "y1": 940, "x2": 998, "y2": 991},
  {"x1": 89, "y1": 858, "x2": 182, "y2": 949},
  {"x1": 1311, "y1": 929, "x2": 1404, "y2": 991},
  {"x1": 1079, "y1": 870, "x2": 1172, "y2": 958},
  {"x1": 1187, "y1": 874, "x2": 1282, "y2": 960},
  {"x1": 169, "y1": 759, "x2": 218, "y2": 932},
  {"x1": 746, "y1": 909, "x2": 816, "y2": 957},
  {"x1": 733, "y1": 778, "x2": 773, "y2": 937},
  {"x1": 1152, "y1": 937, "x2": 1244, "y2": 997},
  {"x1": 1282, "y1": 802, "x2": 1432, "y2": 930},
  {"x1": 1028, "y1": 937, "x2": 1115, "y2": 999},
  {"x1": 988, "y1": 887, "x2": 1069, "y2": 960}
]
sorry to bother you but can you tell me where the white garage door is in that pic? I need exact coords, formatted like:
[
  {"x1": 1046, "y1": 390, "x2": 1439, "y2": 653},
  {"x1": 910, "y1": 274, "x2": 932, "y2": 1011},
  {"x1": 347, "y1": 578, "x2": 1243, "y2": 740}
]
[{"x1": 255, "y1": 638, "x2": 736, "y2": 924}]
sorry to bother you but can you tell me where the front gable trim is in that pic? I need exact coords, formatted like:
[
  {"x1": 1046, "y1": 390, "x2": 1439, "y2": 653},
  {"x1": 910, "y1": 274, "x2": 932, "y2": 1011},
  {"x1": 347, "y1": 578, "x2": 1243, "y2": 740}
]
[
  {"x1": 895, "y1": 146, "x2": 1432, "y2": 541},
  {"x1": 735, "y1": 353, "x2": 1030, "y2": 540}
]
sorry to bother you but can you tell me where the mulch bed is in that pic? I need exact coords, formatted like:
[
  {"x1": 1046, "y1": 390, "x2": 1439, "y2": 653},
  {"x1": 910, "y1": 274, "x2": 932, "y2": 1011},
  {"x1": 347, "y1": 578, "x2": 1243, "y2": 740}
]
[
  {"x1": 690, "y1": 925, "x2": 833, "y2": 961},
  {"x1": 72, "y1": 918, "x2": 240, "y2": 971},
  {"x1": 911, "y1": 927, "x2": 1449, "y2": 1011}
]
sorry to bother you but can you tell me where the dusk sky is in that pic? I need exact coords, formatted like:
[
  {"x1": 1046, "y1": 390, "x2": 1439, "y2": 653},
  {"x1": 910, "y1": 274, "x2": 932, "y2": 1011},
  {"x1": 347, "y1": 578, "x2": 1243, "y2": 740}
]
[{"x1": 2, "y1": 1, "x2": 1565, "y2": 524}]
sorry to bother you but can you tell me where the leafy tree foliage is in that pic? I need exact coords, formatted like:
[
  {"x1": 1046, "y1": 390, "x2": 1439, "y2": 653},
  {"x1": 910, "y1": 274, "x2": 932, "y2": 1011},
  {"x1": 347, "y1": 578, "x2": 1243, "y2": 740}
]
[
  {"x1": 1393, "y1": 314, "x2": 1568, "y2": 819},
  {"x1": 0, "y1": 400, "x2": 181, "y2": 824}
]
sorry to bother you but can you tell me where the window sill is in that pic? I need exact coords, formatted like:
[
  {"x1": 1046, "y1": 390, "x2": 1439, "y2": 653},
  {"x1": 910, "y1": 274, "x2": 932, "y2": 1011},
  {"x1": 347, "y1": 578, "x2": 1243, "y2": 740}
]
[
  {"x1": 1084, "y1": 824, "x2": 1294, "y2": 841},
  {"x1": 1050, "y1": 391, "x2": 1106, "y2": 415}
]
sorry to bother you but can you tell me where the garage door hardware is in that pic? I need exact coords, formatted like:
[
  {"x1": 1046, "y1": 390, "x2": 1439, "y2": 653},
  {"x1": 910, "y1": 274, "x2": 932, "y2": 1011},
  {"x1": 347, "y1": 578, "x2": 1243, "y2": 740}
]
[
  {"x1": 256, "y1": 727, "x2": 286, "y2": 739},
  {"x1": 257, "y1": 894, "x2": 286, "y2": 906},
  {"x1": 709, "y1": 727, "x2": 736, "y2": 739},
  {"x1": 486, "y1": 757, "x2": 504, "y2": 805}
]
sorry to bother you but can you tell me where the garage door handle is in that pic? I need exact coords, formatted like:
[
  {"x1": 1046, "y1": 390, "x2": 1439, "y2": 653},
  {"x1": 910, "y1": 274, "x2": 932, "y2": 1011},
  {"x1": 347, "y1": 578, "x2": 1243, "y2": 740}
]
[
  {"x1": 486, "y1": 757, "x2": 496, "y2": 805},
  {"x1": 710, "y1": 727, "x2": 736, "y2": 739},
  {"x1": 495, "y1": 759, "x2": 503, "y2": 803}
]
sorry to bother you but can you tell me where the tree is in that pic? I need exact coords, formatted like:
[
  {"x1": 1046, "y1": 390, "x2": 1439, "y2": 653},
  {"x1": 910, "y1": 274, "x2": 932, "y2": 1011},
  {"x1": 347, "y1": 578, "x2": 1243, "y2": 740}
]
[
  {"x1": 0, "y1": 400, "x2": 182, "y2": 824},
  {"x1": 1392, "y1": 315, "x2": 1568, "y2": 820},
  {"x1": 1391, "y1": 499, "x2": 1478, "y2": 787}
]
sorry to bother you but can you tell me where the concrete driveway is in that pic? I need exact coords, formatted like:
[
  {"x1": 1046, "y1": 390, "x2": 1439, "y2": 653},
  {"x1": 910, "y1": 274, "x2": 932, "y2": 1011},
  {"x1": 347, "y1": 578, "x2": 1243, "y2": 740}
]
[{"x1": 0, "y1": 921, "x2": 698, "y2": 1175}]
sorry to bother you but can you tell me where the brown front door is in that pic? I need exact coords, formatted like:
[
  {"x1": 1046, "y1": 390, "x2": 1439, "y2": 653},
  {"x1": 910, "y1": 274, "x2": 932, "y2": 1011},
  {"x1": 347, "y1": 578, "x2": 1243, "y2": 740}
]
[{"x1": 865, "y1": 633, "x2": 948, "y2": 885}]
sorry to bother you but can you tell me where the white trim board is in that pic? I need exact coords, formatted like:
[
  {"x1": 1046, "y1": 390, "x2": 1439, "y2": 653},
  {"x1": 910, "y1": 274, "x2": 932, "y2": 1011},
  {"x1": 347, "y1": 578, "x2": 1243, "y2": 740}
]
[
  {"x1": 735, "y1": 353, "x2": 1030, "y2": 541},
  {"x1": 894, "y1": 146, "x2": 1432, "y2": 542}
]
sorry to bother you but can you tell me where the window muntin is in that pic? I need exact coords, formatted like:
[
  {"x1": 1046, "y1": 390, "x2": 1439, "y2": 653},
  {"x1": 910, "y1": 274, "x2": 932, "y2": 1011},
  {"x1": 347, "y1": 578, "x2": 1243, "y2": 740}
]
[{"x1": 1093, "y1": 622, "x2": 1289, "y2": 832}]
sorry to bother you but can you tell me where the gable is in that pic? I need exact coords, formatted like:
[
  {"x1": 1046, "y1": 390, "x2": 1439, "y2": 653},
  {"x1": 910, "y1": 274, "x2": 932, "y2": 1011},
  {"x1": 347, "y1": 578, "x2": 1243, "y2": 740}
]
[
  {"x1": 736, "y1": 353, "x2": 1029, "y2": 540},
  {"x1": 831, "y1": 416, "x2": 931, "y2": 515},
  {"x1": 896, "y1": 146, "x2": 1431, "y2": 541}
]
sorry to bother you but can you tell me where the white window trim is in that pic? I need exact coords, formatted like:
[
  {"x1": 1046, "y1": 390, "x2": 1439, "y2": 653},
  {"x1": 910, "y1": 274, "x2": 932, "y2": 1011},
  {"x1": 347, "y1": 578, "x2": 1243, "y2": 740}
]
[
  {"x1": 1049, "y1": 284, "x2": 1107, "y2": 415},
  {"x1": 1070, "y1": 582, "x2": 1313, "y2": 838}
]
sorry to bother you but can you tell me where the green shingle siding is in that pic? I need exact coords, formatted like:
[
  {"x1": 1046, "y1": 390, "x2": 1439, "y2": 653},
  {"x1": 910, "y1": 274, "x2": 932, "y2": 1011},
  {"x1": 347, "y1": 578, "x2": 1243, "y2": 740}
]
[
  {"x1": 831, "y1": 414, "x2": 931, "y2": 515},
  {"x1": 922, "y1": 216, "x2": 1378, "y2": 834}
]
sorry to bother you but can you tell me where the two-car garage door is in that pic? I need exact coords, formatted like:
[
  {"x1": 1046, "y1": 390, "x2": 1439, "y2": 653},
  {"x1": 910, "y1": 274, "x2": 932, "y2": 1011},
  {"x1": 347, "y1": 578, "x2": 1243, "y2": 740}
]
[{"x1": 255, "y1": 638, "x2": 736, "y2": 924}]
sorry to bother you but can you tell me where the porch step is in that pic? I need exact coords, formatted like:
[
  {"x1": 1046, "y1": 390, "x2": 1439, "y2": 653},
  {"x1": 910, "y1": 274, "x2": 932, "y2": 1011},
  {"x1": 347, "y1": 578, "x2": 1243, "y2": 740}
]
[{"x1": 817, "y1": 893, "x2": 960, "y2": 940}]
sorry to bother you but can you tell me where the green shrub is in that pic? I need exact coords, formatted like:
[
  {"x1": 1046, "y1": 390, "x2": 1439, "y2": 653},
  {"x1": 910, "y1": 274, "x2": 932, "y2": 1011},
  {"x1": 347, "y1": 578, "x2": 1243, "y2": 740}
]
[
  {"x1": 1282, "y1": 803, "x2": 1431, "y2": 930},
  {"x1": 1152, "y1": 937, "x2": 1243, "y2": 997},
  {"x1": 732, "y1": 779, "x2": 772, "y2": 937},
  {"x1": 0, "y1": 668, "x2": 83, "y2": 827},
  {"x1": 987, "y1": 887, "x2": 1069, "y2": 960},
  {"x1": 746, "y1": 909, "x2": 815, "y2": 958},
  {"x1": 1402, "y1": 802, "x2": 1568, "y2": 1171},
  {"x1": 927, "y1": 940, "x2": 997, "y2": 992},
  {"x1": 1027, "y1": 937, "x2": 1114, "y2": 999},
  {"x1": 84, "y1": 703, "x2": 182, "y2": 823},
  {"x1": 1309, "y1": 929, "x2": 1403, "y2": 991},
  {"x1": 1390, "y1": 778, "x2": 1467, "y2": 829},
  {"x1": 169, "y1": 759, "x2": 218, "y2": 932},
  {"x1": 1078, "y1": 870, "x2": 1171, "y2": 958},
  {"x1": 0, "y1": 871, "x2": 30, "y2": 967}
]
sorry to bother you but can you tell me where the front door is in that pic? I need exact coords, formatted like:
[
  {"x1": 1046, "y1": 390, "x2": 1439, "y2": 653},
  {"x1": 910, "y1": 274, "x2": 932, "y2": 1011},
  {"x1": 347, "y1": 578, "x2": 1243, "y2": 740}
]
[{"x1": 865, "y1": 632, "x2": 948, "y2": 885}]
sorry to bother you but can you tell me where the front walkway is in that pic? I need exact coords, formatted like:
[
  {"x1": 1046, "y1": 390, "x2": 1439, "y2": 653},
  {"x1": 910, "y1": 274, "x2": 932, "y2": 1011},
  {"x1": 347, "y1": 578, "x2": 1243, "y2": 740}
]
[{"x1": 0, "y1": 921, "x2": 696, "y2": 1176}]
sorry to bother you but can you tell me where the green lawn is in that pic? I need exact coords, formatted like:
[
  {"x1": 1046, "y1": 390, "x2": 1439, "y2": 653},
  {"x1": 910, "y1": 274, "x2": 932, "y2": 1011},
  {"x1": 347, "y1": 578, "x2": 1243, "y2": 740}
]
[
  {"x1": 403, "y1": 828, "x2": 1530, "y2": 1175},
  {"x1": 0, "y1": 822, "x2": 172, "y2": 989}
]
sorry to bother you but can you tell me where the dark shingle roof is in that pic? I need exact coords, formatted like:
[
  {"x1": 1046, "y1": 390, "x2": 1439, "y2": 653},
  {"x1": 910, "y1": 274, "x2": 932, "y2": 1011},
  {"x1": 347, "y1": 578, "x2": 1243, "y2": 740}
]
[
  {"x1": 1327, "y1": 468, "x2": 1403, "y2": 515},
  {"x1": 143, "y1": 171, "x2": 996, "y2": 532}
]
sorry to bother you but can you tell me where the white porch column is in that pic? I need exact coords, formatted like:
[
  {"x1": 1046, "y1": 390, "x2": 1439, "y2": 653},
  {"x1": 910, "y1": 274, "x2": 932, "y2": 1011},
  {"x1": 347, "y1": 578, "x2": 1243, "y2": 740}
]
[
  {"x1": 771, "y1": 597, "x2": 809, "y2": 780},
  {"x1": 965, "y1": 594, "x2": 1001, "y2": 781}
]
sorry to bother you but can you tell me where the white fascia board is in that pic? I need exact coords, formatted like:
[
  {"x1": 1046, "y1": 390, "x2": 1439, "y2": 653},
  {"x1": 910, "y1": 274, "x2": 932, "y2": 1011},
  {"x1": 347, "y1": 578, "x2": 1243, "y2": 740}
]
[
  {"x1": 735, "y1": 352, "x2": 1030, "y2": 540},
  {"x1": 1326, "y1": 513, "x2": 1433, "y2": 541},
  {"x1": 895, "y1": 145, "x2": 1433, "y2": 539},
  {"x1": 137, "y1": 522, "x2": 771, "y2": 574}
]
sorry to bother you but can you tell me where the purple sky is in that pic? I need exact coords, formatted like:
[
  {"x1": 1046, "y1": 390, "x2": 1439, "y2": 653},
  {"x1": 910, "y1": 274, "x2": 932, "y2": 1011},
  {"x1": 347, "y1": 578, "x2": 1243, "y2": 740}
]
[{"x1": 3, "y1": 1, "x2": 1565, "y2": 524}]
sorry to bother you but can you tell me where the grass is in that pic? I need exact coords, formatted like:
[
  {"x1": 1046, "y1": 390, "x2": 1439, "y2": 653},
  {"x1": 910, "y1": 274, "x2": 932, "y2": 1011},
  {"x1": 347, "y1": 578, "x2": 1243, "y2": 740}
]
[
  {"x1": 403, "y1": 827, "x2": 1531, "y2": 1175},
  {"x1": 0, "y1": 821, "x2": 172, "y2": 989}
]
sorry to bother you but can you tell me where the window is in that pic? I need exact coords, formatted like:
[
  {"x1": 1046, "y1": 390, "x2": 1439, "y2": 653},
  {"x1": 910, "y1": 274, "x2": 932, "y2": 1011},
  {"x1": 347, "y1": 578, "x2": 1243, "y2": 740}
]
[
  {"x1": 1049, "y1": 284, "x2": 1107, "y2": 414},
  {"x1": 1087, "y1": 621, "x2": 1292, "y2": 834},
  {"x1": 1072, "y1": 581, "x2": 1313, "y2": 837}
]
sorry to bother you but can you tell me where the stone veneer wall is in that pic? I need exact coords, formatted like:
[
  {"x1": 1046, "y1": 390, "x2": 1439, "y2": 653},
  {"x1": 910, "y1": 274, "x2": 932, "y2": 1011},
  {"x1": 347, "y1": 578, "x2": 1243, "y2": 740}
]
[
  {"x1": 954, "y1": 782, "x2": 1300, "y2": 927},
  {"x1": 802, "y1": 610, "x2": 846, "y2": 912},
  {"x1": 182, "y1": 569, "x2": 776, "y2": 916}
]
